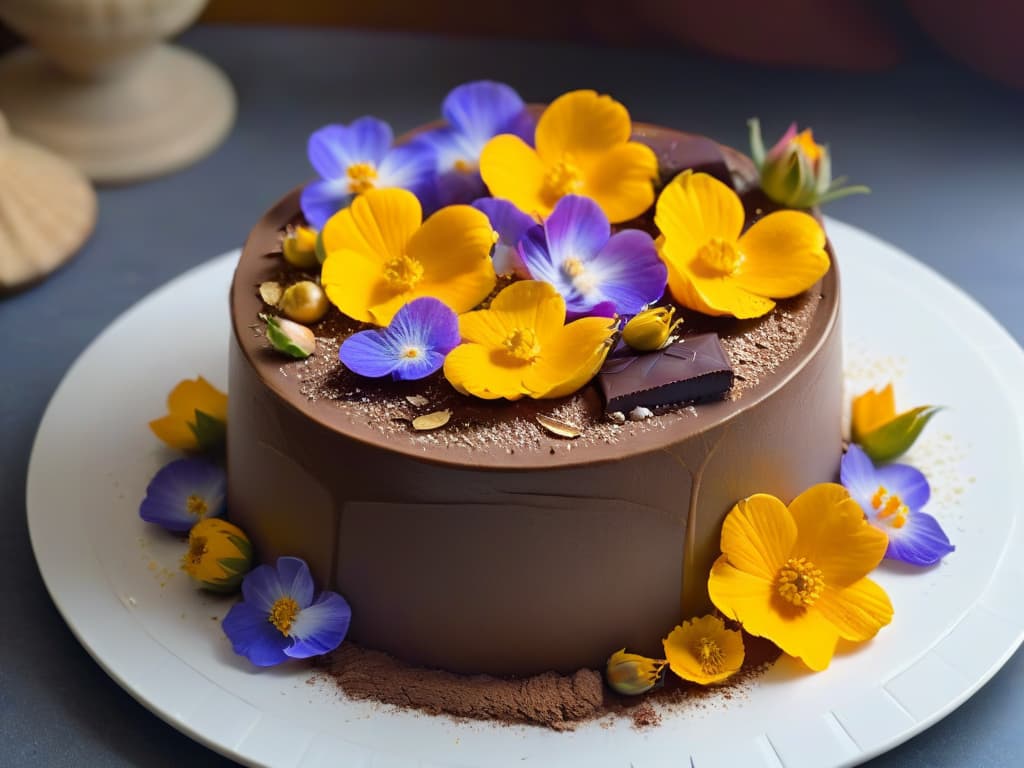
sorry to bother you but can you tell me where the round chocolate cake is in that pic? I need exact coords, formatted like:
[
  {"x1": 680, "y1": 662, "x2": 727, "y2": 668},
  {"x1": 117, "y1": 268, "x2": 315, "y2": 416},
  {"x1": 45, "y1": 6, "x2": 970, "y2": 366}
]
[{"x1": 227, "y1": 122, "x2": 843, "y2": 677}]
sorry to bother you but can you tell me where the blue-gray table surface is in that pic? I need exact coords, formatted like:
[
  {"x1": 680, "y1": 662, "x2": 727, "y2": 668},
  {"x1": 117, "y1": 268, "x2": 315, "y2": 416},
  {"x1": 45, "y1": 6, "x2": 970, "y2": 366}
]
[{"x1": 1, "y1": 24, "x2": 1021, "y2": 768}]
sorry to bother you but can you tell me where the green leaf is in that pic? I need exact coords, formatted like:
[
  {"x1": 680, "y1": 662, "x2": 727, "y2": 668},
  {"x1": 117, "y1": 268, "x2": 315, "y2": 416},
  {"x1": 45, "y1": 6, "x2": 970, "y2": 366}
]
[
  {"x1": 859, "y1": 406, "x2": 942, "y2": 463},
  {"x1": 190, "y1": 409, "x2": 226, "y2": 453},
  {"x1": 262, "y1": 313, "x2": 313, "y2": 359}
]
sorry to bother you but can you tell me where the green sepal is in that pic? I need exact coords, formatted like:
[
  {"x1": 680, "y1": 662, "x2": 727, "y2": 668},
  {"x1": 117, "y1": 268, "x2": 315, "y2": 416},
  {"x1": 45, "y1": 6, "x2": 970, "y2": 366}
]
[
  {"x1": 225, "y1": 533, "x2": 253, "y2": 562},
  {"x1": 262, "y1": 313, "x2": 312, "y2": 359},
  {"x1": 859, "y1": 406, "x2": 942, "y2": 463},
  {"x1": 190, "y1": 409, "x2": 227, "y2": 453},
  {"x1": 200, "y1": 572, "x2": 245, "y2": 593},
  {"x1": 747, "y1": 117, "x2": 766, "y2": 168},
  {"x1": 315, "y1": 228, "x2": 328, "y2": 264}
]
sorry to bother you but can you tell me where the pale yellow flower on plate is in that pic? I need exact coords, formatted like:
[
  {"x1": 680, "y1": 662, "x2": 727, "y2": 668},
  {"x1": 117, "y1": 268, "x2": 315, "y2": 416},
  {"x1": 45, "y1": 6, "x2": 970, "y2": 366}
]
[{"x1": 148, "y1": 376, "x2": 227, "y2": 452}]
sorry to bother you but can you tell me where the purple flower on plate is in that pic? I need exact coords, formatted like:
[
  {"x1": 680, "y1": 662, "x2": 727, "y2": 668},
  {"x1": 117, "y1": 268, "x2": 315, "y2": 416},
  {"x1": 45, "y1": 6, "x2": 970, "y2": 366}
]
[
  {"x1": 518, "y1": 195, "x2": 667, "y2": 319},
  {"x1": 139, "y1": 458, "x2": 226, "y2": 533},
  {"x1": 222, "y1": 557, "x2": 351, "y2": 667},
  {"x1": 472, "y1": 197, "x2": 535, "y2": 276},
  {"x1": 340, "y1": 297, "x2": 460, "y2": 381},
  {"x1": 413, "y1": 81, "x2": 532, "y2": 207},
  {"x1": 840, "y1": 444, "x2": 955, "y2": 566},
  {"x1": 300, "y1": 116, "x2": 436, "y2": 229}
]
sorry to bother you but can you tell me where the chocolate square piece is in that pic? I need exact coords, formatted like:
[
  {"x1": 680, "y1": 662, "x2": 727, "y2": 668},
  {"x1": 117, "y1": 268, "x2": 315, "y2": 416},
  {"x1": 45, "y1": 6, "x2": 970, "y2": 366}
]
[{"x1": 598, "y1": 333, "x2": 734, "y2": 413}]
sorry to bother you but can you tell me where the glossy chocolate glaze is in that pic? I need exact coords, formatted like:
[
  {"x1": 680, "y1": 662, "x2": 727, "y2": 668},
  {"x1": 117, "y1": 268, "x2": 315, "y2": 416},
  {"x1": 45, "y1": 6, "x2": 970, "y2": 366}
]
[{"x1": 227, "y1": 125, "x2": 843, "y2": 676}]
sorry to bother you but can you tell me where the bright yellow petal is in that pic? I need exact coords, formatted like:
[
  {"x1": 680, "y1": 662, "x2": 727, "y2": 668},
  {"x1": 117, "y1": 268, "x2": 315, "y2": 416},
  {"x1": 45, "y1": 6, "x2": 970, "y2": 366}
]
[
  {"x1": 666, "y1": 261, "x2": 777, "y2": 319},
  {"x1": 663, "y1": 615, "x2": 744, "y2": 685},
  {"x1": 709, "y1": 558, "x2": 839, "y2": 672},
  {"x1": 479, "y1": 135, "x2": 550, "y2": 219},
  {"x1": 582, "y1": 141, "x2": 658, "y2": 223},
  {"x1": 322, "y1": 247, "x2": 394, "y2": 324},
  {"x1": 816, "y1": 577, "x2": 894, "y2": 643},
  {"x1": 442, "y1": 343, "x2": 528, "y2": 400},
  {"x1": 788, "y1": 483, "x2": 888, "y2": 587},
  {"x1": 718, "y1": 494, "x2": 797, "y2": 581},
  {"x1": 655, "y1": 171, "x2": 745, "y2": 255},
  {"x1": 406, "y1": 204, "x2": 497, "y2": 314},
  {"x1": 167, "y1": 377, "x2": 228, "y2": 422},
  {"x1": 733, "y1": 210, "x2": 830, "y2": 298},
  {"x1": 528, "y1": 316, "x2": 615, "y2": 398},
  {"x1": 535, "y1": 90, "x2": 631, "y2": 161},
  {"x1": 321, "y1": 187, "x2": 421, "y2": 262},
  {"x1": 489, "y1": 280, "x2": 566, "y2": 340},
  {"x1": 148, "y1": 415, "x2": 198, "y2": 451},
  {"x1": 851, "y1": 383, "x2": 896, "y2": 442}
]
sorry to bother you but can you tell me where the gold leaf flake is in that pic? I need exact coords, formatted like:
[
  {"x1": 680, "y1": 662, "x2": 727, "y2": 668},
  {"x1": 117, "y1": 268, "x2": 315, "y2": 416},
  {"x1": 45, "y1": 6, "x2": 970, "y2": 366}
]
[
  {"x1": 412, "y1": 410, "x2": 451, "y2": 431},
  {"x1": 259, "y1": 281, "x2": 283, "y2": 306},
  {"x1": 536, "y1": 414, "x2": 582, "y2": 439},
  {"x1": 405, "y1": 395, "x2": 429, "y2": 407}
]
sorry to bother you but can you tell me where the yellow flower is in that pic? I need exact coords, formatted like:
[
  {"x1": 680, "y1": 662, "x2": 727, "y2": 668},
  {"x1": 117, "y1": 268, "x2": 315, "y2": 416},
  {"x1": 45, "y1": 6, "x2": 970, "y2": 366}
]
[
  {"x1": 149, "y1": 376, "x2": 228, "y2": 452},
  {"x1": 479, "y1": 89, "x2": 658, "y2": 223},
  {"x1": 655, "y1": 171, "x2": 830, "y2": 319},
  {"x1": 443, "y1": 280, "x2": 616, "y2": 400},
  {"x1": 621, "y1": 306, "x2": 682, "y2": 351},
  {"x1": 606, "y1": 649, "x2": 667, "y2": 695},
  {"x1": 851, "y1": 382, "x2": 941, "y2": 463},
  {"x1": 663, "y1": 615, "x2": 744, "y2": 685},
  {"x1": 320, "y1": 187, "x2": 497, "y2": 326},
  {"x1": 182, "y1": 518, "x2": 253, "y2": 593},
  {"x1": 708, "y1": 484, "x2": 893, "y2": 672},
  {"x1": 851, "y1": 382, "x2": 896, "y2": 439}
]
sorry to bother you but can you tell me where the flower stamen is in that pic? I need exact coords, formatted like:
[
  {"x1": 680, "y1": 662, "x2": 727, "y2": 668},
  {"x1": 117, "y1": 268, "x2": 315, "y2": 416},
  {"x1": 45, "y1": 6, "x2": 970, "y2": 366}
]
[
  {"x1": 697, "y1": 637, "x2": 724, "y2": 675},
  {"x1": 186, "y1": 494, "x2": 208, "y2": 518},
  {"x1": 400, "y1": 346, "x2": 422, "y2": 359},
  {"x1": 382, "y1": 254, "x2": 425, "y2": 291},
  {"x1": 346, "y1": 162, "x2": 378, "y2": 194},
  {"x1": 777, "y1": 556, "x2": 824, "y2": 607},
  {"x1": 182, "y1": 536, "x2": 207, "y2": 574},
  {"x1": 543, "y1": 155, "x2": 584, "y2": 203},
  {"x1": 696, "y1": 237, "x2": 743, "y2": 275},
  {"x1": 503, "y1": 328, "x2": 542, "y2": 362},
  {"x1": 453, "y1": 158, "x2": 475, "y2": 174},
  {"x1": 871, "y1": 485, "x2": 909, "y2": 529},
  {"x1": 269, "y1": 596, "x2": 300, "y2": 636}
]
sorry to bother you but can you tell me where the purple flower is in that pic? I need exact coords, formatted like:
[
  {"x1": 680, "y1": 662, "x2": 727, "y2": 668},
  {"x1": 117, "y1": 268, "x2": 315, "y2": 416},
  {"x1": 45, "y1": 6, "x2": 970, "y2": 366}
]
[
  {"x1": 472, "y1": 197, "x2": 535, "y2": 276},
  {"x1": 413, "y1": 81, "x2": 532, "y2": 207},
  {"x1": 340, "y1": 297, "x2": 460, "y2": 381},
  {"x1": 518, "y1": 195, "x2": 667, "y2": 319},
  {"x1": 139, "y1": 458, "x2": 226, "y2": 533},
  {"x1": 840, "y1": 444, "x2": 955, "y2": 566},
  {"x1": 222, "y1": 557, "x2": 351, "y2": 667},
  {"x1": 300, "y1": 116, "x2": 436, "y2": 229}
]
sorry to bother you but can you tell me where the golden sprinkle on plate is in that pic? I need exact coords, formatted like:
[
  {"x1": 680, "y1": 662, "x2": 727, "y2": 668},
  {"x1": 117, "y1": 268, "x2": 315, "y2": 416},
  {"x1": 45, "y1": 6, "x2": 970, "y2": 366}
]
[
  {"x1": 412, "y1": 410, "x2": 451, "y2": 431},
  {"x1": 536, "y1": 414, "x2": 582, "y2": 439}
]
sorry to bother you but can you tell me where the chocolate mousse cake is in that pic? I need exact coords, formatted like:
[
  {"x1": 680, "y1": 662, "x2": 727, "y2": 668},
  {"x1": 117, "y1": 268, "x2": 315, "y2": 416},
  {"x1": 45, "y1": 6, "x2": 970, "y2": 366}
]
[{"x1": 226, "y1": 111, "x2": 843, "y2": 678}]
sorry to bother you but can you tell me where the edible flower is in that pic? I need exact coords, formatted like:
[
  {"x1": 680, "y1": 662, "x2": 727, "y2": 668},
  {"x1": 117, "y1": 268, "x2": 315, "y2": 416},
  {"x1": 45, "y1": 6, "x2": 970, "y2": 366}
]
[
  {"x1": 281, "y1": 224, "x2": 319, "y2": 269},
  {"x1": 320, "y1": 187, "x2": 496, "y2": 326},
  {"x1": 340, "y1": 297, "x2": 460, "y2": 381},
  {"x1": 182, "y1": 518, "x2": 253, "y2": 592},
  {"x1": 518, "y1": 195, "x2": 666, "y2": 318},
  {"x1": 261, "y1": 314, "x2": 316, "y2": 359},
  {"x1": 443, "y1": 280, "x2": 616, "y2": 400},
  {"x1": 708, "y1": 484, "x2": 893, "y2": 672},
  {"x1": 139, "y1": 458, "x2": 226, "y2": 533},
  {"x1": 472, "y1": 197, "x2": 535, "y2": 276},
  {"x1": 851, "y1": 382, "x2": 942, "y2": 463},
  {"x1": 841, "y1": 445, "x2": 955, "y2": 566},
  {"x1": 300, "y1": 117, "x2": 436, "y2": 229},
  {"x1": 606, "y1": 649, "x2": 667, "y2": 695},
  {"x1": 656, "y1": 171, "x2": 830, "y2": 319},
  {"x1": 222, "y1": 556, "x2": 352, "y2": 667},
  {"x1": 480, "y1": 89, "x2": 658, "y2": 223},
  {"x1": 621, "y1": 306, "x2": 683, "y2": 352},
  {"x1": 414, "y1": 81, "x2": 531, "y2": 207},
  {"x1": 748, "y1": 118, "x2": 869, "y2": 208},
  {"x1": 148, "y1": 376, "x2": 228, "y2": 452},
  {"x1": 663, "y1": 615, "x2": 744, "y2": 685}
]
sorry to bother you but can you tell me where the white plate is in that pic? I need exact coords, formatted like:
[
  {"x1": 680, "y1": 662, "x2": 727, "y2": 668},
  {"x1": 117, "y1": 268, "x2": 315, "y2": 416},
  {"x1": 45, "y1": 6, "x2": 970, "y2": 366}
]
[{"x1": 27, "y1": 219, "x2": 1024, "y2": 768}]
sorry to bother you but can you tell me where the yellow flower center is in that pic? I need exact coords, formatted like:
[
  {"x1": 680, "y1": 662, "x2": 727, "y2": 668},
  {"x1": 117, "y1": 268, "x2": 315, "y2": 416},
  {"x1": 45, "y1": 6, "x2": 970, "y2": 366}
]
[
  {"x1": 401, "y1": 346, "x2": 422, "y2": 359},
  {"x1": 346, "y1": 162, "x2": 378, "y2": 194},
  {"x1": 186, "y1": 494, "x2": 208, "y2": 518},
  {"x1": 561, "y1": 256, "x2": 598, "y2": 296},
  {"x1": 697, "y1": 637, "x2": 724, "y2": 675},
  {"x1": 503, "y1": 328, "x2": 542, "y2": 362},
  {"x1": 543, "y1": 155, "x2": 584, "y2": 203},
  {"x1": 269, "y1": 596, "x2": 300, "y2": 636},
  {"x1": 453, "y1": 158, "x2": 475, "y2": 174},
  {"x1": 777, "y1": 556, "x2": 824, "y2": 607},
  {"x1": 696, "y1": 237, "x2": 743, "y2": 275},
  {"x1": 871, "y1": 486, "x2": 909, "y2": 529},
  {"x1": 182, "y1": 536, "x2": 207, "y2": 575},
  {"x1": 383, "y1": 254, "x2": 425, "y2": 291}
]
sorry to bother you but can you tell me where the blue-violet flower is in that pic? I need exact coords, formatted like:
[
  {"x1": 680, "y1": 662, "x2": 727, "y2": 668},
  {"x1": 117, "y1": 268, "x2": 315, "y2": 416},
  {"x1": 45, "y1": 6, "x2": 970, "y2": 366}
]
[
  {"x1": 139, "y1": 458, "x2": 226, "y2": 533},
  {"x1": 840, "y1": 444, "x2": 955, "y2": 566},
  {"x1": 222, "y1": 556, "x2": 352, "y2": 667},
  {"x1": 339, "y1": 296, "x2": 460, "y2": 381},
  {"x1": 472, "y1": 197, "x2": 535, "y2": 276},
  {"x1": 518, "y1": 194, "x2": 666, "y2": 319}
]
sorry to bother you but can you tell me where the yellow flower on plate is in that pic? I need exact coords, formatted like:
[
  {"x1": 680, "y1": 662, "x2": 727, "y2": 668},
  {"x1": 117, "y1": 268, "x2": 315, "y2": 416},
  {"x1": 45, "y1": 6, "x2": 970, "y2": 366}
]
[
  {"x1": 182, "y1": 518, "x2": 253, "y2": 593},
  {"x1": 479, "y1": 89, "x2": 658, "y2": 223},
  {"x1": 708, "y1": 483, "x2": 893, "y2": 672},
  {"x1": 320, "y1": 187, "x2": 497, "y2": 326},
  {"x1": 443, "y1": 280, "x2": 616, "y2": 400},
  {"x1": 149, "y1": 376, "x2": 228, "y2": 452},
  {"x1": 655, "y1": 170, "x2": 830, "y2": 319},
  {"x1": 851, "y1": 382, "x2": 941, "y2": 463},
  {"x1": 663, "y1": 615, "x2": 745, "y2": 685},
  {"x1": 606, "y1": 648, "x2": 667, "y2": 695}
]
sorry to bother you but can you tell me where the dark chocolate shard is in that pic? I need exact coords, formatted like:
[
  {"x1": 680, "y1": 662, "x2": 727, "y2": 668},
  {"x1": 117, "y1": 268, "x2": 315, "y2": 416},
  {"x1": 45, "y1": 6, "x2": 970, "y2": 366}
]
[{"x1": 598, "y1": 333, "x2": 734, "y2": 413}]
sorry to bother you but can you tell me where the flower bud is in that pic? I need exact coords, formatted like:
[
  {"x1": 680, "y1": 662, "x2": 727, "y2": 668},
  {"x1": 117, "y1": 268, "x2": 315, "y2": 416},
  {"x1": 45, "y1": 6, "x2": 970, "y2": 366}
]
[
  {"x1": 606, "y1": 648, "x2": 667, "y2": 696},
  {"x1": 182, "y1": 518, "x2": 253, "y2": 593},
  {"x1": 621, "y1": 306, "x2": 682, "y2": 352},
  {"x1": 261, "y1": 313, "x2": 316, "y2": 358},
  {"x1": 282, "y1": 225, "x2": 320, "y2": 269},
  {"x1": 279, "y1": 280, "x2": 329, "y2": 324}
]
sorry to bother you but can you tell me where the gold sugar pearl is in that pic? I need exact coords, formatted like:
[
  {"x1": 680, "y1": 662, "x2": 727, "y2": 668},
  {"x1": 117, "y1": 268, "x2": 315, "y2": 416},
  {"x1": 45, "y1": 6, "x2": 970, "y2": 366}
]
[{"x1": 280, "y1": 281, "x2": 328, "y2": 324}]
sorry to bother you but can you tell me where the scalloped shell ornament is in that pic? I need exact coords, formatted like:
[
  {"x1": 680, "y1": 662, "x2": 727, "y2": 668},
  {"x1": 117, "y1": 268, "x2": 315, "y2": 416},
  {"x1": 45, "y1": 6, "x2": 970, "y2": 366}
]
[{"x1": 0, "y1": 111, "x2": 97, "y2": 292}]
